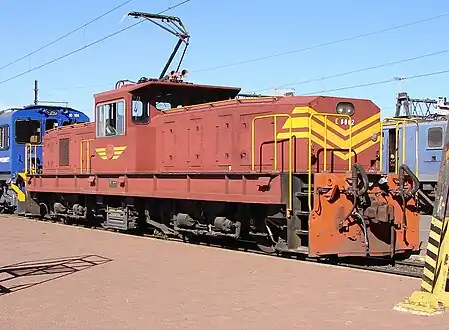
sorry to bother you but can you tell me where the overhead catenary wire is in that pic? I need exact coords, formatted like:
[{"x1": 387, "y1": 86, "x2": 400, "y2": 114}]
[
  {"x1": 190, "y1": 12, "x2": 449, "y2": 73},
  {"x1": 0, "y1": 0, "x2": 192, "y2": 87},
  {"x1": 250, "y1": 48, "x2": 449, "y2": 93},
  {"x1": 0, "y1": 0, "x2": 135, "y2": 72},
  {"x1": 44, "y1": 10, "x2": 449, "y2": 92},
  {"x1": 297, "y1": 69, "x2": 449, "y2": 96}
]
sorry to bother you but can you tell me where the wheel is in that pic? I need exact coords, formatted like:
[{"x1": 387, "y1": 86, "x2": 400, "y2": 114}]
[{"x1": 254, "y1": 236, "x2": 276, "y2": 254}]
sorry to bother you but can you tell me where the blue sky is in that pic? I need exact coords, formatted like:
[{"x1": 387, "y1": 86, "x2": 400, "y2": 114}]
[{"x1": 0, "y1": 0, "x2": 448, "y2": 119}]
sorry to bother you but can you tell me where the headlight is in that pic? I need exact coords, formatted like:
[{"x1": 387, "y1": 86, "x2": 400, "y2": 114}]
[{"x1": 336, "y1": 102, "x2": 355, "y2": 116}]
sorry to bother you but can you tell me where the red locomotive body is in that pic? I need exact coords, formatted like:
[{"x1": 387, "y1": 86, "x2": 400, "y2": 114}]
[{"x1": 24, "y1": 77, "x2": 420, "y2": 258}]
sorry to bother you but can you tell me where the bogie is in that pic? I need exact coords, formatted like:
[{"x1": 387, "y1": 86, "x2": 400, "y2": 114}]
[{"x1": 28, "y1": 192, "x2": 286, "y2": 248}]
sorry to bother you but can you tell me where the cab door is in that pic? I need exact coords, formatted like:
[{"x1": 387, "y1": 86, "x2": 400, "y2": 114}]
[
  {"x1": 381, "y1": 127, "x2": 397, "y2": 173},
  {"x1": 396, "y1": 124, "x2": 417, "y2": 174},
  {"x1": 14, "y1": 118, "x2": 43, "y2": 174}
]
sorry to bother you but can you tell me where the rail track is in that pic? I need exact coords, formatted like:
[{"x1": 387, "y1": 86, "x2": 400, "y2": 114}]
[
  {"x1": 336, "y1": 259, "x2": 424, "y2": 278},
  {"x1": 4, "y1": 213, "x2": 425, "y2": 279}
]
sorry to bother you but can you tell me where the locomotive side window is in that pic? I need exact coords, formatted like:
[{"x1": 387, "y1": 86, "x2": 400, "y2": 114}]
[
  {"x1": 96, "y1": 100, "x2": 125, "y2": 137},
  {"x1": 156, "y1": 102, "x2": 172, "y2": 111},
  {"x1": 131, "y1": 96, "x2": 150, "y2": 124},
  {"x1": 0, "y1": 125, "x2": 9, "y2": 150},
  {"x1": 59, "y1": 138, "x2": 70, "y2": 166},
  {"x1": 45, "y1": 119, "x2": 58, "y2": 131},
  {"x1": 14, "y1": 119, "x2": 41, "y2": 144},
  {"x1": 427, "y1": 126, "x2": 443, "y2": 149}
]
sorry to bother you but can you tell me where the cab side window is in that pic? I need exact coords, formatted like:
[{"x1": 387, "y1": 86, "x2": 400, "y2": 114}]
[
  {"x1": 427, "y1": 126, "x2": 444, "y2": 149},
  {"x1": 15, "y1": 119, "x2": 41, "y2": 144},
  {"x1": 0, "y1": 125, "x2": 9, "y2": 150},
  {"x1": 96, "y1": 100, "x2": 125, "y2": 137},
  {"x1": 131, "y1": 96, "x2": 150, "y2": 124}
]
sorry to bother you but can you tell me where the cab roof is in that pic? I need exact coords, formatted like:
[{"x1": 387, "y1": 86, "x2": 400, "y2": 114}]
[{"x1": 94, "y1": 79, "x2": 242, "y2": 104}]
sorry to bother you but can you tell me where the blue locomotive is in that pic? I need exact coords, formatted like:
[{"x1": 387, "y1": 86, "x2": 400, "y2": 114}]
[
  {"x1": 380, "y1": 92, "x2": 449, "y2": 214},
  {"x1": 0, "y1": 104, "x2": 90, "y2": 212}
]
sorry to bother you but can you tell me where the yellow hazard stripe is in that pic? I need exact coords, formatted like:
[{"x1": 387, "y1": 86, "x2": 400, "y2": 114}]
[
  {"x1": 10, "y1": 183, "x2": 25, "y2": 202},
  {"x1": 420, "y1": 216, "x2": 446, "y2": 293}
]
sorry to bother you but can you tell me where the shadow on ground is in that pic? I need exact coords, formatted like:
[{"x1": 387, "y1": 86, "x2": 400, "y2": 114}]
[{"x1": 0, "y1": 255, "x2": 112, "y2": 296}]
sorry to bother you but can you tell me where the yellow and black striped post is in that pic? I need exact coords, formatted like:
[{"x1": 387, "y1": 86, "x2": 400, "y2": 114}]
[{"x1": 394, "y1": 121, "x2": 449, "y2": 315}]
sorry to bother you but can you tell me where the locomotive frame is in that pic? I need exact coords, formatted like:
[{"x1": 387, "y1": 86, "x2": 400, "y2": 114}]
[
  {"x1": 21, "y1": 75, "x2": 422, "y2": 259},
  {"x1": 11, "y1": 10, "x2": 422, "y2": 261}
]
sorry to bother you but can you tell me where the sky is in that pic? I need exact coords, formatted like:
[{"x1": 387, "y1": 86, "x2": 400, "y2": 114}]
[{"x1": 0, "y1": 0, "x2": 448, "y2": 120}]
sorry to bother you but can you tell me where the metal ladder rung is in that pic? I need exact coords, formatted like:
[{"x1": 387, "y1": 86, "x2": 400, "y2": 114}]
[
  {"x1": 295, "y1": 229, "x2": 309, "y2": 235},
  {"x1": 295, "y1": 210, "x2": 310, "y2": 216}
]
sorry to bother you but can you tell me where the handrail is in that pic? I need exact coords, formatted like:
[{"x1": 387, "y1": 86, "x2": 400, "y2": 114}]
[
  {"x1": 308, "y1": 113, "x2": 353, "y2": 211},
  {"x1": 315, "y1": 148, "x2": 358, "y2": 172},
  {"x1": 80, "y1": 139, "x2": 94, "y2": 174},
  {"x1": 24, "y1": 143, "x2": 43, "y2": 175},
  {"x1": 251, "y1": 114, "x2": 293, "y2": 216},
  {"x1": 379, "y1": 117, "x2": 419, "y2": 177}
]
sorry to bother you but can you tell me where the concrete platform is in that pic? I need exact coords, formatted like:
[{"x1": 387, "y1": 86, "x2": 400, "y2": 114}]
[
  {"x1": 419, "y1": 215, "x2": 432, "y2": 255},
  {"x1": 1, "y1": 216, "x2": 448, "y2": 329}
]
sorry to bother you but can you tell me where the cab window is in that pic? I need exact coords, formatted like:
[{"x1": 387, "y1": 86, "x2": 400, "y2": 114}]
[
  {"x1": 0, "y1": 125, "x2": 9, "y2": 150},
  {"x1": 45, "y1": 119, "x2": 58, "y2": 131},
  {"x1": 96, "y1": 100, "x2": 125, "y2": 137},
  {"x1": 15, "y1": 119, "x2": 41, "y2": 144},
  {"x1": 427, "y1": 126, "x2": 444, "y2": 149},
  {"x1": 131, "y1": 95, "x2": 150, "y2": 124}
]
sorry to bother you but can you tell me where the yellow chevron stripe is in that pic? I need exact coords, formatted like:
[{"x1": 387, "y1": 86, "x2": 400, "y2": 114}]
[
  {"x1": 288, "y1": 106, "x2": 380, "y2": 136},
  {"x1": 276, "y1": 131, "x2": 377, "y2": 160},
  {"x1": 277, "y1": 122, "x2": 380, "y2": 148},
  {"x1": 275, "y1": 106, "x2": 380, "y2": 161}
]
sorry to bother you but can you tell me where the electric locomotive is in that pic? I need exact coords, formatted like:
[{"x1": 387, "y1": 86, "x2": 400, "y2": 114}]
[
  {"x1": 19, "y1": 11, "x2": 421, "y2": 260},
  {"x1": 0, "y1": 104, "x2": 89, "y2": 213},
  {"x1": 21, "y1": 72, "x2": 421, "y2": 259},
  {"x1": 381, "y1": 92, "x2": 449, "y2": 214}
]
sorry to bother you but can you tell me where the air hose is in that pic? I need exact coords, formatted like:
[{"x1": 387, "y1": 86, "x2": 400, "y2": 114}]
[
  {"x1": 398, "y1": 164, "x2": 420, "y2": 243},
  {"x1": 339, "y1": 164, "x2": 369, "y2": 226},
  {"x1": 339, "y1": 163, "x2": 371, "y2": 256},
  {"x1": 398, "y1": 164, "x2": 420, "y2": 200}
]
